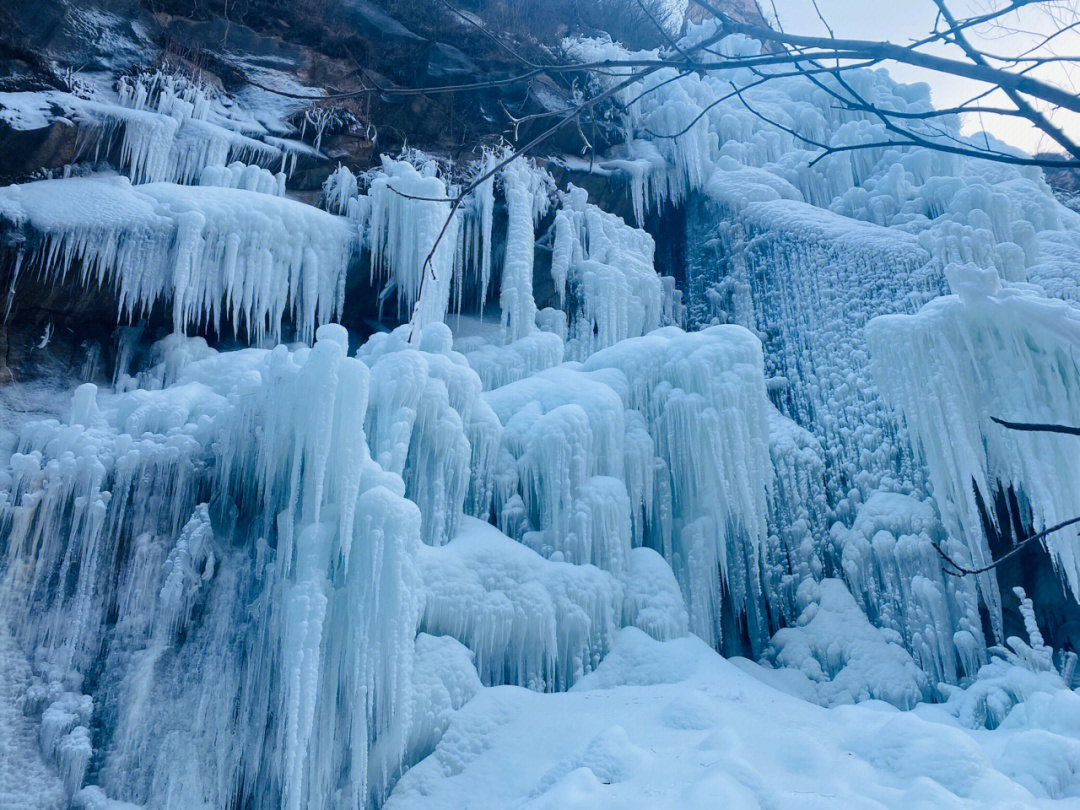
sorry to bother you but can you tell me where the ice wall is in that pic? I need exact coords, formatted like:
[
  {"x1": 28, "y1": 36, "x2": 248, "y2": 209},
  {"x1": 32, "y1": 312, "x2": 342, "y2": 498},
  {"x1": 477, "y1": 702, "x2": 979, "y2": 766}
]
[
  {"x1": 564, "y1": 22, "x2": 1080, "y2": 662},
  {"x1": 1, "y1": 329, "x2": 427, "y2": 809},
  {"x1": 868, "y1": 268, "x2": 1080, "y2": 632}
]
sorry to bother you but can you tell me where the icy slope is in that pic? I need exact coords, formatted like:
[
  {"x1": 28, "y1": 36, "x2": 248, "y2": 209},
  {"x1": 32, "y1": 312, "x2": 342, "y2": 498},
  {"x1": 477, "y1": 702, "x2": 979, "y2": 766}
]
[{"x1": 387, "y1": 627, "x2": 1080, "y2": 809}]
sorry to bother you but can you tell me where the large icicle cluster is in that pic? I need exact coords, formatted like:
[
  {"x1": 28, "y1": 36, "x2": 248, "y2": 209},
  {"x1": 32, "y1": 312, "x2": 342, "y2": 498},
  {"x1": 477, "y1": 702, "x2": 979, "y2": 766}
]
[
  {"x1": 483, "y1": 325, "x2": 772, "y2": 651},
  {"x1": 362, "y1": 157, "x2": 462, "y2": 329},
  {"x1": 562, "y1": 20, "x2": 1080, "y2": 666},
  {"x1": 1, "y1": 329, "x2": 426, "y2": 809},
  {"x1": 868, "y1": 269, "x2": 1080, "y2": 625},
  {"x1": 551, "y1": 185, "x2": 670, "y2": 359},
  {"x1": 0, "y1": 176, "x2": 354, "y2": 341}
]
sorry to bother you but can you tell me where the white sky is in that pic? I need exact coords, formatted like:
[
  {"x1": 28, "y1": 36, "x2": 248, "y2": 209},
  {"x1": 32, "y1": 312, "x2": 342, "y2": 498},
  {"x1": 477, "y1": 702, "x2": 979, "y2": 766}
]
[{"x1": 767, "y1": 0, "x2": 1080, "y2": 156}]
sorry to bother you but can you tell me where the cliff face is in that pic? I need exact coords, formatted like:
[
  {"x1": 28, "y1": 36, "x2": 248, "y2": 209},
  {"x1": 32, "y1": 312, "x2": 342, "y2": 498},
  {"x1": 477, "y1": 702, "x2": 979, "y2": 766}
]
[
  {"x1": 1, "y1": 0, "x2": 768, "y2": 178},
  {"x1": 6, "y1": 5, "x2": 1080, "y2": 810},
  {"x1": 0, "y1": 0, "x2": 765, "y2": 381}
]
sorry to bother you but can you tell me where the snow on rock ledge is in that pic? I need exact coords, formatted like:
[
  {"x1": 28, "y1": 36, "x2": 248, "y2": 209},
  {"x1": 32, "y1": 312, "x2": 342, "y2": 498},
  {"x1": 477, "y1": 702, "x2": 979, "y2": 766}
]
[{"x1": 0, "y1": 176, "x2": 354, "y2": 342}]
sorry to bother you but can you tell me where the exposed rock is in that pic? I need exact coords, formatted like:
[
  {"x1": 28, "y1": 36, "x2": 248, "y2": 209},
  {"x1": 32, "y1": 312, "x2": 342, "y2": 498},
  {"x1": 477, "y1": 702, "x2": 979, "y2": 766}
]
[
  {"x1": 329, "y1": 0, "x2": 426, "y2": 43},
  {"x1": 425, "y1": 41, "x2": 480, "y2": 81}
]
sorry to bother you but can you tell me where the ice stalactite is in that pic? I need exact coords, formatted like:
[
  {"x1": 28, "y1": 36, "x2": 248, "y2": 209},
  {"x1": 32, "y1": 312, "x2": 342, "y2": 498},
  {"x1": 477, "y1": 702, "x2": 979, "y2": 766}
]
[
  {"x1": 481, "y1": 324, "x2": 771, "y2": 652},
  {"x1": 73, "y1": 98, "x2": 285, "y2": 186},
  {"x1": 214, "y1": 325, "x2": 424, "y2": 810},
  {"x1": 0, "y1": 176, "x2": 355, "y2": 342},
  {"x1": 455, "y1": 330, "x2": 566, "y2": 391},
  {"x1": 463, "y1": 150, "x2": 498, "y2": 312},
  {"x1": 549, "y1": 185, "x2": 669, "y2": 360},
  {"x1": 364, "y1": 157, "x2": 462, "y2": 332},
  {"x1": 0, "y1": 377, "x2": 219, "y2": 677},
  {"x1": 117, "y1": 70, "x2": 215, "y2": 123},
  {"x1": 763, "y1": 407, "x2": 829, "y2": 629},
  {"x1": 485, "y1": 364, "x2": 637, "y2": 574},
  {"x1": 322, "y1": 164, "x2": 359, "y2": 216},
  {"x1": 498, "y1": 159, "x2": 551, "y2": 341},
  {"x1": 199, "y1": 161, "x2": 286, "y2": 196},
  {"x1": 868, "y1": 267, "x2": 1080, "y2": 634}
]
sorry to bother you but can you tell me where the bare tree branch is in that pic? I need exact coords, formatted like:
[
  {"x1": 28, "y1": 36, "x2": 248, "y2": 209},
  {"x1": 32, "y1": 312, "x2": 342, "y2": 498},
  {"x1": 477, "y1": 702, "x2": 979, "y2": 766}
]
[
  {"x1": 991, "y1": 416, "x2": 1080, "y2": 435},
  {"x1": 930, "y1": 513, "x2": 1080, "y2": 576}
]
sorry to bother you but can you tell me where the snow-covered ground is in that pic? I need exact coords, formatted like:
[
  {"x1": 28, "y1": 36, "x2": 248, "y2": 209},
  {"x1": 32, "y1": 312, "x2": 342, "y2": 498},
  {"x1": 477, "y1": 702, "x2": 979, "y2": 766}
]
[{"x1": 389, "y1": 626, "x2": 1080, "y2": 809}]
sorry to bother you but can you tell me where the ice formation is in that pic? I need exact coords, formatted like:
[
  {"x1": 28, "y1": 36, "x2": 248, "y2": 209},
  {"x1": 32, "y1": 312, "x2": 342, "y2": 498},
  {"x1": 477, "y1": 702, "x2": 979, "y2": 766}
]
[
  {"x1": 552, "y1": 185, "x2": 669, "y2": 359},
  {"x1": 2, "y1": 328, "x2": 426, "y2": 809},
  {"x1": 0, "y1": 176, "x2": 354, "y2": 342},
  {"x1": 561, "y1": 18, "x2": 1080, "y2": 667},
  {"x1": 3, "y1": 13, "x2": 1080, "y2": 810},
  {"x1": 869, "y1": 273, "x2": 1080, "y2": 623}
]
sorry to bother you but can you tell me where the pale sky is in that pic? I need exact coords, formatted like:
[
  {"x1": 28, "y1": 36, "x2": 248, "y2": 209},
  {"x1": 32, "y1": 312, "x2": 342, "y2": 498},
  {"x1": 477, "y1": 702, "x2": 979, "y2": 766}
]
[{"x1": 768, "y1": 0, "x2": 1080, "y2": 156}]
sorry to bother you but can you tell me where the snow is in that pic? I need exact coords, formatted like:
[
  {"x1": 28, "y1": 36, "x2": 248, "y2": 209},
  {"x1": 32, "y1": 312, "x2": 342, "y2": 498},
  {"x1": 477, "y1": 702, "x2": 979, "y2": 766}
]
[
  {"x1": 387, "y1": 627, "x2": 1080, "y2": 809},
  {"x1": 761, "y1": 578, "x2": 931, "y2": 709}
]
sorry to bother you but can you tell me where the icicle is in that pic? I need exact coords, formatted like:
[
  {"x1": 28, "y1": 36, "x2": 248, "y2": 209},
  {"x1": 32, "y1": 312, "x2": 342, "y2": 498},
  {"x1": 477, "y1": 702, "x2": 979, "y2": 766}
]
[
  {"x1": 0, "y1": 176, "x2": 355, "y2": 343},
  {"x1": 498, "y1": 160, "x2": 549, "y2": 341}
]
